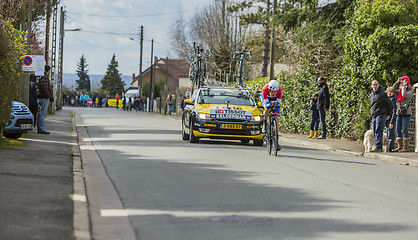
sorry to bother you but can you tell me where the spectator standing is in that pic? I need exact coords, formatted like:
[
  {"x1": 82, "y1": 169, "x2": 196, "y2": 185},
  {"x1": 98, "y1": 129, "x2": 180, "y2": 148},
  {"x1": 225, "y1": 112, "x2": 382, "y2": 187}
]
[
  {"x1": 308, "y1": 93, "x2": 319, "y2": 138},
  {"x1": 181, "y1": 96, "x2": 187, "y2": 112},
  {"x1": 122, "y1": 96, "x2": 127, "y2": 111},
  {"x1": 79, "y1": 93, "x2": 84, "y2": 107},
  {"x1": 98, "y1": 94, "x2": 104, "y2": 108},
  {"x1": 134, "y1": 97, "x2": 140, "y2": 111},
  {"x1": 385, "y1": 87, "x2": 397, "y2": 152},
  {"x1": 128, "y1": 97, "x2": 133, "y2": 111},
  {"x1": 390, "y1": 76, "x2": 414, "y2": 152},
  {"x1": 92, "y1": 94, "x2": 97, "y2": 107},
  {"x1": 369, "y1": 80, "x2": 393, "y2": 152},
  {"x1": 84, "y1": 92, "x2": 90, "y2": 107},
  {"x1": 115, "y1": 93, "x2": 120, "y2": 109},
  {"x1": 316, "y1": 77, "x2": 330, "y2": 139},
  {"x1": 36, "y1": 65, "x2": 53, "y2": 134},
  {"x1": 29, "y1": 74, "x2": 38, "y2": 128},
  {"x1": 166, "y1": 93, "x2": 175, "y2": 116}
]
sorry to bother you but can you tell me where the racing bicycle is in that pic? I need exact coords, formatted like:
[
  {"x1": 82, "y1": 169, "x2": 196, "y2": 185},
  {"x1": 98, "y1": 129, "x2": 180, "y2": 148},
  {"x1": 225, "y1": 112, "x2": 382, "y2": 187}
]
[
  {"x1": 263, "y1": 111, "x2": 285, "y2": 156},
  {"x1": 233, "y1": 50, "x2": 251, "y2": 86}
]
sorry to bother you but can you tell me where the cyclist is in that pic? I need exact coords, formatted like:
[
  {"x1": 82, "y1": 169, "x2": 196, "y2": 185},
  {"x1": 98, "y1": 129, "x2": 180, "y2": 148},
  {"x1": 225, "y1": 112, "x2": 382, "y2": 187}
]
[{"x1": 261, "y1": 80, "x2": 283, "y2": 148}]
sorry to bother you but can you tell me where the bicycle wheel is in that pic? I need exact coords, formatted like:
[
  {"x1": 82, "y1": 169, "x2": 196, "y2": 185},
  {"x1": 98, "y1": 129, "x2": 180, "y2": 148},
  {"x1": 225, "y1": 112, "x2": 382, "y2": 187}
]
[
  {"x1": 272, "y1": 120, "x2": 278, "y2": 156},
  {"x1": 266, "y1": 119, "x2": 272, "y2": 155}
]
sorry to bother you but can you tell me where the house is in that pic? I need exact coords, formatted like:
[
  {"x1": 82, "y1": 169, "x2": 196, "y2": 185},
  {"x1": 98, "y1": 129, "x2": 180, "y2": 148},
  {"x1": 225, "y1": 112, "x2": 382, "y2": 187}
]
[{"x1": 131, "y1": 58, "x2": 190, "y2": 96}]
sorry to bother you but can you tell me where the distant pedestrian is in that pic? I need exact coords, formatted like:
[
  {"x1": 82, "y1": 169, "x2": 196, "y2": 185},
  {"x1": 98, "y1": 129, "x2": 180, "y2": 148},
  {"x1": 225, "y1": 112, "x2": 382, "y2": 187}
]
[
  {"x1": 181, "y1": 96, "x2": 187, "y2": 112},
  {"x1": 128, "y1": 97, "x2": 133, "y2": 111},
  {"x1": 29, "y1": 74, "x2": 38, "y2": 128},
  {"x1": 122, "y1": 97, "x2": 127, "y2": 111},
  {"x1": 92, "y1": 94, "x2": 97, "y2": 107},
  {"x1": 134, "y1": 97, "x2": 140, "y2": 111},
  {"x1": 79, "y1": 93, "x2": 84, "y2": 107},
  {"x1": 308, "y1": 93, "x2": 319, "y2": 139},
  {"x1": 369, "y1": 80, "x2": 393, "y2": 152},
  {"x1": 115, "y1": 93, "x2": 120, "y2": 109},
  {"x1": 36, "y1": 65, "x2": 53, "y2": 134},
  {"x1": 98, "y1": 94, "x2": 103, "y2": 108},
  {"x1": 84, "y1": 92, "x2": 90, "y2": 107},
  {"x1": 166, "y1": 93, "x2": 175, "y2": 116},
  {"x1": 390, "y1": 76, "x2": 414, "y2": 152},
  {"x1": 316, "y1": 77, "x2": 330, "y2": 139}
]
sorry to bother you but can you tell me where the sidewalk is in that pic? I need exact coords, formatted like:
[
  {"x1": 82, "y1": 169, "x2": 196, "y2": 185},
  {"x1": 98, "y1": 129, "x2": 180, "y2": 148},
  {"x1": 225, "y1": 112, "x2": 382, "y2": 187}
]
[
  {"x1": 0, "y1": 109, "x2": 75, "y2": 239},
  {"x1": 280, "y1": 133, "x2": 418, "y2": 167},
  {"x1": 164, "y1": 111, "x2": 418, "y2": 167}
]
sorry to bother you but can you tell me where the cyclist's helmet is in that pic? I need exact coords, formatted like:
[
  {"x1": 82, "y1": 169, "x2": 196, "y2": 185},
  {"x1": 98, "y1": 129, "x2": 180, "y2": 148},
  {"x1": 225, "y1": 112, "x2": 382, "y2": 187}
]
[{"x1": 268, "y1": 80, "x2": 280, "y2": 91}]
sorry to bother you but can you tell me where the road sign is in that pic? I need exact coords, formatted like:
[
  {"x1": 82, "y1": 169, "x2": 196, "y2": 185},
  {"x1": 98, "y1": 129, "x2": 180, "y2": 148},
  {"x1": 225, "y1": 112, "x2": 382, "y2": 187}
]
[
  {"x1": 23, "y1": 56, "x2": 33, "y2": 66},
  {"x1": 22, "y1": 55, "x2": 45, "y2": 76}
]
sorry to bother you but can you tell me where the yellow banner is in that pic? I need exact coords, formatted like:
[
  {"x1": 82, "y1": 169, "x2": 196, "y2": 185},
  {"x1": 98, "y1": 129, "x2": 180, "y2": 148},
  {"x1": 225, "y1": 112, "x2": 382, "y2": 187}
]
[{"x1": 107, "y1": 99, "x2": 123, "y2": 108}]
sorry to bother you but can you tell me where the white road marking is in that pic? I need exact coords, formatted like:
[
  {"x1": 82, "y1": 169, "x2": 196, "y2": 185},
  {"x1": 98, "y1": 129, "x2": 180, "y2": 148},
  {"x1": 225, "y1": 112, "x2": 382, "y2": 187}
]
[{"x1": 70, "y1": 194, "x2": 87, "y2": 202}]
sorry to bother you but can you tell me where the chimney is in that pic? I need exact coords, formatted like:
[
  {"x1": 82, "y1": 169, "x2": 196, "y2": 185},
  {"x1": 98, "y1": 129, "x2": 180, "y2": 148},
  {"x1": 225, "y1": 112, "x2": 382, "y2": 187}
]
[{"x1": 132, "y1": 73, "x2": 135, "y2": 84}]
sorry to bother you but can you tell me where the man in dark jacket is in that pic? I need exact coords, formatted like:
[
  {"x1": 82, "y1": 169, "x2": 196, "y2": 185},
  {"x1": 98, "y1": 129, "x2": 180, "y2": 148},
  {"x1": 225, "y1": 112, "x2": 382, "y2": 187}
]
[
  {"x1": 36, "y1": 65, "x2": 53, "y2": 134},
  {"x1": 29, "y1": 74, "x2": 38, "y2": 128},
  {"x1": 370, "y1": 80, "x2": 393, "y2": 152},
  {"x1": 316, "y1": 77, "x2": 330, "y2": 139}
]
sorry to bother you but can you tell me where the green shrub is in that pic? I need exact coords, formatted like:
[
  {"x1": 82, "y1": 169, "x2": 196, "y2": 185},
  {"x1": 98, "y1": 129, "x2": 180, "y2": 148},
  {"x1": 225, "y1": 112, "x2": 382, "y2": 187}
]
[{"x1": 0, "y1": 20, "x2": 26, "y2": 130}]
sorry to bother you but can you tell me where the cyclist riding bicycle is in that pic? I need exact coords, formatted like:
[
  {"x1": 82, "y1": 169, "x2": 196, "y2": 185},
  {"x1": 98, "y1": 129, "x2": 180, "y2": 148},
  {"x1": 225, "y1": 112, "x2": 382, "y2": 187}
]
[{"x1": 261, "y1": 80, "x2": 283, "y2": 132}]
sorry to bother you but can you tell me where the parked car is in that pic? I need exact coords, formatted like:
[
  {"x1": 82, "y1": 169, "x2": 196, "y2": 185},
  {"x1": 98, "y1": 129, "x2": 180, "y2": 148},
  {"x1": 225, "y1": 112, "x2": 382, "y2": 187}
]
[
  {"x1": 181, "y1": 84, "x2": 264, "y2": 146},
  {"x1": 2, "y1": 101, "x2": 34, "y2": 139}
]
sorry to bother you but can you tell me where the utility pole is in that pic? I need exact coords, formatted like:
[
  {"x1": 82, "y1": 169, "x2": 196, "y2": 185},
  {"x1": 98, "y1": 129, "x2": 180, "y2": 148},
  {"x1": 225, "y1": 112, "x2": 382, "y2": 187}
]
[
  {"x1": 270, "y1": 0, "x2": 277, "y2": 79},
  {"x1": 148, "y1": 39, "x2": 154, "y2": 112},
  {"x1": 49, "y1": 3, "x2": 58, "y2": 114},
  {"x1": 269, "y1": 0, "x2": 277, "y2": 80},
  {"x1": 19, "y1": 0, "x2": 33, "y2": 106},
  {"x1": 139, "y1": 25, "x2": 143, "y2": 95},
  {"x1": 45, "y1": 0, "x2": 51, "y2": 64},
  {"x1": 57, "y1": 6, "x2": 64, "y2": 110},
  {"x1": 27, "y1": 0, "x2": 33, "y2": 52},
  {"x1": 164, "y1": 56, "x2": 168, "y2": 115}
]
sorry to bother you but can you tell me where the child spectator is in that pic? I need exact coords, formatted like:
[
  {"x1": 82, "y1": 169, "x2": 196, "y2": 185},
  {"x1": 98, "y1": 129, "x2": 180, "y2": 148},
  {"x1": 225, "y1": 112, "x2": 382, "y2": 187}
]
[
  {"x1": 308, "y1": 93, "x2": 319, "y2": 138},
  {"x1": 386, "y1": 87, "x2": 397, "y2": 152}
]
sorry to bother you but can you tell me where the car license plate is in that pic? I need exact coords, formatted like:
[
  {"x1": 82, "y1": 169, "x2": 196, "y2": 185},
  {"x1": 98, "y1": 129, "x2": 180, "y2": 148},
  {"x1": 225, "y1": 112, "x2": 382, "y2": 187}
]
[
  {"x1": 20, "y1": 124, "x2": 32, "y2": 129},
  {"x1": 221, "y1": 124, "x2": 242, "y2": 129}
]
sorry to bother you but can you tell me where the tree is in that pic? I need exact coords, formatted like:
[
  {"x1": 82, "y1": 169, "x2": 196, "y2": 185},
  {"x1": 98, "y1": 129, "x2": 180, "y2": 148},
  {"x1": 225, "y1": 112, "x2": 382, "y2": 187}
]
[
  {"x1": 171, "y1": 0, "x2": 248, "y2": 81},
  {"x1": 228, "y1": 0, "x2": 272, "y2": 77},
  {"x1": 101, "y1": 54, "x2": 125, "y2": 96},
  {"x1": 343, "y1": 0, "x2": 418, "y2": 138},
  {"x1": 75, "y1": 54, "x2": 90, "y2": 91}
]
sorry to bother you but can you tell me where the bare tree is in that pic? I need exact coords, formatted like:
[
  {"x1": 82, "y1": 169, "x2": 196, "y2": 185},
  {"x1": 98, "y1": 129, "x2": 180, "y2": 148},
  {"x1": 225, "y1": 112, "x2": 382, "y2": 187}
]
[{"x1": 170, "y1": 0, "x2": 248, "y2": 81}]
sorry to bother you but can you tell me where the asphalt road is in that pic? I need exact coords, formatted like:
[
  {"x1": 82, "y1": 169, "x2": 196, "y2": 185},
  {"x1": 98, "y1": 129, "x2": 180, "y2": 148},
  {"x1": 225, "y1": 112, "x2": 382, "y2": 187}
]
[{"x1": 75, "y1": 107, "x2": 418, "y2": 240}]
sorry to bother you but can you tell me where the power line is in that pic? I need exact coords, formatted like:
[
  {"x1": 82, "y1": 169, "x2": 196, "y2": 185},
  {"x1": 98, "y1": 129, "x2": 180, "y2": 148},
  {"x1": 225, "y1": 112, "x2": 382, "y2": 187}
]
[
  {"x1": 67, "y1": 32, "x2": 138, "y2": 50},
  {"x1": 66, "y1": 8, "x2": 198, "y2": 18}
]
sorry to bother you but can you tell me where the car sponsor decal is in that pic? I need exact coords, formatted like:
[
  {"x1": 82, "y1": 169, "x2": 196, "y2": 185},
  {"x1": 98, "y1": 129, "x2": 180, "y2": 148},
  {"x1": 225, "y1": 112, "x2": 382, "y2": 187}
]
[{"x1": 209, "y1": 109, "x2": 251, "y2": 120}]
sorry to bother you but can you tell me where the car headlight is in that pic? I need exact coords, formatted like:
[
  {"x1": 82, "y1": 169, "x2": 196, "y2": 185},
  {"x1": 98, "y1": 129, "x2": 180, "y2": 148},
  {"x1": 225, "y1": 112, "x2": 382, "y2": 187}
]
[
  {"x1": 252, "y1": 115, "x2": 261, "y2": 122},
  {"x1": 197, "y1": 113, "x2": 208, "y2": 119},
  {"x1": 10, "y1": 114, "x2": 15, "y2": 119}
]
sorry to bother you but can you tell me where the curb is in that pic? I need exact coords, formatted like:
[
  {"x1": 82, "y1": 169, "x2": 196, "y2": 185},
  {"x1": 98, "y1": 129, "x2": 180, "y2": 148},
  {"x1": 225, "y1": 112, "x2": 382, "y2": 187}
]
[
  {"x1": 281, "y1": 136, "x2": 418, "y2": 167},
  {"x1": 72, "y1": 111, "x2": 92, "y2": 240}
]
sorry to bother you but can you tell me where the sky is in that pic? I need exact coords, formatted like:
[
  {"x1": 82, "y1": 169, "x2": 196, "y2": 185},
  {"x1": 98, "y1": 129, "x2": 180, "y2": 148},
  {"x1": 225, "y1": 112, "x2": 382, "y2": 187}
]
[
  {"x1": 61, "y1": 0, "x2": 210, "y2": 75},
  {"x1": 61, "y1": 0, "x2": 336, "y2": 75}
]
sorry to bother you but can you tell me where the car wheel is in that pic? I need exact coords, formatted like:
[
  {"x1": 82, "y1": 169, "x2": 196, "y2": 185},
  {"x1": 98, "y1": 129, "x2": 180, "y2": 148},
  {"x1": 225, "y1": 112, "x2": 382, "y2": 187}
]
[
  {"x1": 182, "y1": 118, "x2": 190, "y2": 140},
  {"x1": 2, "y1": 130, "x2": 23, "y2": 139},
  {"x1": 253, "y1": 139, "x2": 263, "y2": 146},
  {"x1": 189, "y1": 120, "x2": 199, "y2": 143},
  {"x1": 241, "y1": 139, "x2": 250, "y2": 144}
]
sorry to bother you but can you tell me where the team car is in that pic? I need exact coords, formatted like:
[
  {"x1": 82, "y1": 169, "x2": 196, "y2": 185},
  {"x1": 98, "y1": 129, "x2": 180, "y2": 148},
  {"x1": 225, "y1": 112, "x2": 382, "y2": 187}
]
[
  {"x1": 2, "y1": 101, "x2": 34, "y2": 139},
  {"x1": 181, "y1": 85, "x2": 264, "y2": 146}
]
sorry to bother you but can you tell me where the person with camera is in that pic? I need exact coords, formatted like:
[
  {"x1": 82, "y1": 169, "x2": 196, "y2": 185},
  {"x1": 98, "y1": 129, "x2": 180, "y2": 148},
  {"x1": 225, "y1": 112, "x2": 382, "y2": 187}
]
[{"x1": 390, "y1": 76, "x2": 414, "y2": 152}]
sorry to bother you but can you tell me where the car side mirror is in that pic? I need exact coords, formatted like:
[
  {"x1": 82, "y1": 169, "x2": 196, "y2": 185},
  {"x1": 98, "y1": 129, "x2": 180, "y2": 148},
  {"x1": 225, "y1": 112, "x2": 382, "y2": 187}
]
[
  {"x1": 257, "y1": 102, "x2": 263, "y2": 108},
  {"x1": 185, "y1": 99, "x2": 193, "y2": 105}
]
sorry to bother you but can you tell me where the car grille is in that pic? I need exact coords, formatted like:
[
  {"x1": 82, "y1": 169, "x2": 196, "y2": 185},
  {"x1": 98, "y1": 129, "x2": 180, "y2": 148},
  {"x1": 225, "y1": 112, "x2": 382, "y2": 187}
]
[
  {"x1": 14, "y1": 118, "x2": 33, "y2": 127},
  {"x1": 214, "y1": 119, "x2": 247, "y2": 123},
  {"x1": 13, "y1": 105, "x2": 31, "y2": 115}
]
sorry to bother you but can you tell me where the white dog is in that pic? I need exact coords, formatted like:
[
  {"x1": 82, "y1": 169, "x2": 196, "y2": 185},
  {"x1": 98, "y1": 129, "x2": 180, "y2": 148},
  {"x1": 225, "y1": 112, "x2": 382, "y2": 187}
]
[{"x1": 363, "y1": 129, "x2": 388, "y2": 153}]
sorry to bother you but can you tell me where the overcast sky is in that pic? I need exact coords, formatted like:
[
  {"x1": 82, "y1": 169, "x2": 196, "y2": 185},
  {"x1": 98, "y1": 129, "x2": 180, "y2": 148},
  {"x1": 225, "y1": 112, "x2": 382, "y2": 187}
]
[
  {"x1": 62, "y1": 0, "x2": 210, "y2": 75},
  {"x1": 61, "y1": 0, "x2": 336, "y2": 75}
]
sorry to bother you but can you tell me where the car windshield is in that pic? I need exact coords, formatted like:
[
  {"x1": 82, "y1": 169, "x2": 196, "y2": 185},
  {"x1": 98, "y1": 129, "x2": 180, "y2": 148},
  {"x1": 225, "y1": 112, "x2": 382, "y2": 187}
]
[{"x1": 197, "y1": 89, "x2": 255, "y2": 106}]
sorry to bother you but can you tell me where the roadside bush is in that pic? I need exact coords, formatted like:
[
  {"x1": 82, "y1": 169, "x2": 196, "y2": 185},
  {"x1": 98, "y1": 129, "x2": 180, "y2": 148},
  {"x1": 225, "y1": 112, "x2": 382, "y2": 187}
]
[{"x1": 0, "y1": 20, "x2": 26, "y2": 130}]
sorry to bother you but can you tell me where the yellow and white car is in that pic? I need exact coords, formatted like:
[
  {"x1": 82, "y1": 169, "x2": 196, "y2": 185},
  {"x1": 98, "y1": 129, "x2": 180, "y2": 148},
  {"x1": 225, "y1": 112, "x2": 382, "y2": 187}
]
[{"x1": 181, "y1": 85, "x2": 264, "y2": 145}]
